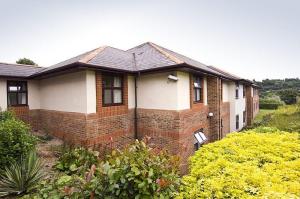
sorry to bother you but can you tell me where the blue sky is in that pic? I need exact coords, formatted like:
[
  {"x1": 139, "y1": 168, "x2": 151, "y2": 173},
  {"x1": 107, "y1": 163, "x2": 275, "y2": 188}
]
[{"x1": 0, "y1": 0, "x2": 299, "y2": 80}]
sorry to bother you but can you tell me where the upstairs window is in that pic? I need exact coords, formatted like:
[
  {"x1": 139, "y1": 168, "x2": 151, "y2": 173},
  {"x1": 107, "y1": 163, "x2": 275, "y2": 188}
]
[
  {"x1": 193, "y1": 75, "x2": 203, "y2": 103},
  {"x1": 236, "y1": 114, "x2": 239, "y2": 130},
  {"x1": 102, "y1": 74, "x2": 123, "y2": 106},
  {"x1": 235, "y1": 83, "x2": 239, "y2": 99},
  {"x1": 7, "y1": 81, "x2": 28, "y2": 106},
  {"x1": 243, "y1": 111, "x2": 246, "y2": 124},
  {"x1": 243, "y1": 85, "x2": 246, "y2": 98},
  {"x1": 220, "y1": 80, "x2": 223, "y2": 102}
]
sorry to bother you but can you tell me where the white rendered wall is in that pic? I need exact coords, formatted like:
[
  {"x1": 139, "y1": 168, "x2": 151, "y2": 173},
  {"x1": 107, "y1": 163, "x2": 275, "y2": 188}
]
[
  {"x1": 222, "y1": 81, "x2": 230, "y2": 102},
  {"x1": 128, "y1": 75, "x2": 136, "y2": 109},
  {"x1": 86, "y1": 70, "x2": 96, "y2": 114},
  {"x1": 177, "y1": 71, "x2": 190, "y2": 110},
  {"x1": 137, "y1": 71, "x2": 190, "y2": 110},
  {"x1": 28, "y1": 80, "x2": 40, "y2": 109},
  {"x1": 0, "y1": 79, "x2": 7, "y2": 110},
  {"x1": 228, "y1": 82, "x2": 246, "y2": 132},
  {"x1": 40, "y1": 71, "x2": 94, "y2": 113},
  {"x1": 203, "y1": 77, "x2": 208, "y2": 105}
]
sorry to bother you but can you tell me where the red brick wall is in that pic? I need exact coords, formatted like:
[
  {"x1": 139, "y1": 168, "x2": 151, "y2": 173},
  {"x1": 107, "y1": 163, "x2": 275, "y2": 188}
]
[
  {"x1": 207, "y1": 76, "x2": 221, "y2": 141},
  {"x1": 220, "y1": 102, "x2": 230, "y2": 137},
  {"x1": 246, "y1": 86, "x2": 254, "y2": 125}
]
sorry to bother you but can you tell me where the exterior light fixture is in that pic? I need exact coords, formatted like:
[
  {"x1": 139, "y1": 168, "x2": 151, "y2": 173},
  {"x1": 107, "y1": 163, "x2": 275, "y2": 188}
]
[
  {"x1": 168, "y1": 74, "x2": 178, "y2": 81},
  {"x1": 207, "y1": 112, "x2": 214, "y2": 118}
]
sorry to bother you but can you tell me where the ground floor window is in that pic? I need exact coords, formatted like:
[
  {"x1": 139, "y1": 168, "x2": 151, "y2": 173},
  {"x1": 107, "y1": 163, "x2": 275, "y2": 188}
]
[
  {"x1": 7, "y1": 81, "x2": 28, "y2": 106},
  {"x1": 194, "y1": 129, "x2": 207, "y2": 151},
  {"x1": 243, "y1": 111, "x2": 246, "y2": 124}
]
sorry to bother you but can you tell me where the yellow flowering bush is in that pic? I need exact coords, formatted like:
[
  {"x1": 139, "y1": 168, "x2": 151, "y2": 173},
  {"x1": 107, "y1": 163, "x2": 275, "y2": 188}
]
[{"x1": 178, "y1": 128, "x2": 300, "y2": 198}]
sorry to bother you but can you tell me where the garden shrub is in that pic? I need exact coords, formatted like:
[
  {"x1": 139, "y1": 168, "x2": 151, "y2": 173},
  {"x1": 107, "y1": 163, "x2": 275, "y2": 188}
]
[
  {"x1": 25, "y1": 140, "x2": 181, "y2": 199},
  {"x1": 55, "y1": 147, "x2": 99, "y2": 175},
  {"x1": 0, "y1": 109, "x2": 14, "y2": 122},
  {"x1": 177, "y1": 129, "x2": 300, "y2": 198},
  {"x1": 0, "y1": 118, "x2": 37, "y2": 169}
]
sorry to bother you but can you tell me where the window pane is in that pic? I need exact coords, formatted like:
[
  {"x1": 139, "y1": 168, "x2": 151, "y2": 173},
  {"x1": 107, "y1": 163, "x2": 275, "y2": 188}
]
[
  {"x1": 8, "y1": 86, "x2": 18, "y2": 92},
  {"x1": 113, "y1": 89, "x2": 122, "y2": 103},
  {"x1": 113, "y1": 76, "x2": 121, "y2": 87},
  {"x1": 8, "y1": 93, "x2": 17, "y2": 106},
  {"x1": 104, "y1": 89, "x2": 112, "y2": 104},
  {"x1": 103, "y1": 76, "x2": 113, "y2": 88},
  {"x1": 194, "y1": 89, "x2": 201, "y2": 101},
  {"x1": 20, "y1": 83, "x2": 27, "y2": 91},
  {"x1": 18, "y1": 93, "x2": 27, "y2": 104}
]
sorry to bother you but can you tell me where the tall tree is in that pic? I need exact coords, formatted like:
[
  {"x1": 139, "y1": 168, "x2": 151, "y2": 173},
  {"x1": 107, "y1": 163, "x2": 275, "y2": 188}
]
[{"x1": 16, "y1": 58, "x2": 37, "y2": 66}]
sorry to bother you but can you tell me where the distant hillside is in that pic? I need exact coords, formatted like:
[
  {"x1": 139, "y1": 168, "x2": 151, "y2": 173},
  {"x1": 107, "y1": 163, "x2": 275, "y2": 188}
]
[{"x1": 255, "y1": 78, "x2": 300, "y2": 105}]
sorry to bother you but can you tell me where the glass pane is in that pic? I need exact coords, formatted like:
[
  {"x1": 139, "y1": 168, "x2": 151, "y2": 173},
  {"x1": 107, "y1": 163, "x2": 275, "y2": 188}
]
[
  {"x1": 113, "y1": 76, "x2": 121, "y2": 87},
  {"x1": 194, "y1": 89, "x2": 201, "y2": 101},
  {"x1": 113, "y1": 89, "x2": 122, "y2": 103},
  {"x1": 20, "y1": 82, "x2": 27, "y2": 91},
  {"x1": 8, "y1": 86, "x2": 18, "y2": 91},
  {"x1": 194, "y1": 82, "x2": 201, "y2": 88},
  {"x1": 103, "y1": 75, "x2": 113, "y2": 88},
  {"x1": 104, "y1": 89, "x2": 112, "y2": 104},
  {"x1": 18, "y1": 93, "x2": 27, "y2": 104},
  {"x1": 8, "y1": 93, "x2": 17, "y2": 106}
]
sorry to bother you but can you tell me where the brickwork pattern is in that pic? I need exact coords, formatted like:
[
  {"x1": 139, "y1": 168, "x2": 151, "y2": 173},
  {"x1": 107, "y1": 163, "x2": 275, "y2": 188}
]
[{"x1": 220, "y1": 102, "x2": 230, "y2": 138}]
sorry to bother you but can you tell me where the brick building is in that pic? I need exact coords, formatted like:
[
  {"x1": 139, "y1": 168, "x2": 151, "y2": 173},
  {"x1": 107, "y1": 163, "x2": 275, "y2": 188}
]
[{"x1": 0, "y1": 42, "x2": 259, "y2": 171}]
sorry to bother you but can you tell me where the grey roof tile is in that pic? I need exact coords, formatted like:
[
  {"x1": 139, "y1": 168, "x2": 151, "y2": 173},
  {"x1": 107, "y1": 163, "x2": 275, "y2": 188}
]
[
  {"x1": 0, "y1": 42, "x2": 248, "y2": 81},
  {"x1": 0, "y1": 62, "x2": 43, "y2": 77}
]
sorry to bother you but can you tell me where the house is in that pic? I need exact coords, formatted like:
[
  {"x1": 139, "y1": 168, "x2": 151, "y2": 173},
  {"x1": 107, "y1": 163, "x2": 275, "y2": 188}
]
[{"x1": 0, "y1": 42, "x2": 259, "y2": 171}]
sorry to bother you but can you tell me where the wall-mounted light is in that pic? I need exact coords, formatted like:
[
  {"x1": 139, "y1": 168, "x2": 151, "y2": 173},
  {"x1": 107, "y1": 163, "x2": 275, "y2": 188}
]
[
  {"x1": 207, "y1": 112, "x2": 214, "y2": 118},
  {"x1": 168, "y1": 74, "x2": 178, "y2": 81}
]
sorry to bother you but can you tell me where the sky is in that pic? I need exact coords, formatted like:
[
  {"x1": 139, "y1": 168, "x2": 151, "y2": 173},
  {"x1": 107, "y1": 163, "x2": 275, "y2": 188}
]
[{"x1": 0, "y1": 0, "x2": 299, "y2": 81}]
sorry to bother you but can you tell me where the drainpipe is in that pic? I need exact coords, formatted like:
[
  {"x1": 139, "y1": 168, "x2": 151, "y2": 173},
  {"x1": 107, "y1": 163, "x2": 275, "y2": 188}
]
[{"x1": 134, "y1": 74, "x2": 138, "y2": 139}]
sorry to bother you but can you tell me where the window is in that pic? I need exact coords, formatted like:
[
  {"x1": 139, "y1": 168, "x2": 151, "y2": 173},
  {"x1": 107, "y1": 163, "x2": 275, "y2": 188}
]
[
  {"x1": 235, "y1": 83, "x2": 239, "y2": 99},
  {"x1": 193, "y1": 75, "x2": 203, "y2": 103},
  {"x1": 194, "y1": 129, "x2": 207, "y2": 151},
  {"x1": 102, "y1": 74, "x2": 123, "y2": 106},
  {"x1": 7, "y1": 81, "x2": 28, "y2": 106},
  {"x1": 243, "y1": 111, "x2": 246, "y2": 124},
  {"x1": 236, "y1": 114, "x2": 239, "y2": 129},
  {"x1": 243, "y1": 85, "x2": 246, "y2": 98}
]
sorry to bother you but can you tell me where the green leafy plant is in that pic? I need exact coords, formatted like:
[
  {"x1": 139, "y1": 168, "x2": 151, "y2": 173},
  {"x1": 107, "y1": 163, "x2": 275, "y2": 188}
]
[
  {"x1": 178, "y1": 129, "x2": 300, "y2": 198},
  {"x1": 55, "y1": 147, "x2": 99, "y2": 175},
  {"x1": 0, "y1": 151, "x2": 45, "y2": 197},
  {"x1": 0, "y1": 118, "x2": 37, "y2": 169},
  {"x1": 0, "y1": 109, "x2": 14, "y2": 122},
  {"x1": 24, "y1": 141, "x2": 181, "y2": 199},
  {"x1": 90, "y1": 140, "x2": 181, "y2": 198}
]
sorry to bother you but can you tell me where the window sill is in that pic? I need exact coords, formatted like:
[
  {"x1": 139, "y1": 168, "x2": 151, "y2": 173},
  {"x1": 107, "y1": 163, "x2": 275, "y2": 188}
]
[{"x1": 8, "y1": 105, "x2": 28, "y2": 107}]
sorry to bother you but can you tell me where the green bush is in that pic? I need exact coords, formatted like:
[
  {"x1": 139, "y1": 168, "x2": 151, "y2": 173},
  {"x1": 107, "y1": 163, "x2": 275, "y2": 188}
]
[
  {"x1": 0, "y1": 119, "x2": 37, "y2": 169},
  {"x1": 55, "y1": 147, "x2": 99, "y2": 175},
  {"x1": 25, "y1": 141, "x2": 181, "y2": 199},
  {"x1": 0, "y1": 110, "x2": 14, "y2": 122},
  {"x1": 259, "y1": 103, "x2": 282, "y2": 109},
  {"x1": 91, "y1": 140, "x2": 181, "y2": 198},
  {"x1": 177, "y1": 129, "x2": 300, "y2": 198}
]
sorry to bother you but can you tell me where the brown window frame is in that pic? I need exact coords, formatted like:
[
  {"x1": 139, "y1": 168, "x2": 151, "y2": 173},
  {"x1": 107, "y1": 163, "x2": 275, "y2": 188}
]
[
  {"x1": 243, "y1": 85, "x2": 246, "y2": 98},
  {"x1": 7, "y1": 81, "x2": 28, "y2": 107},
  {"x1": 193, "y1": 75, "x2": 203, "y2": 103},
  {"x1": 102, "y1": 73, "x2": 123, "y2": 106}
]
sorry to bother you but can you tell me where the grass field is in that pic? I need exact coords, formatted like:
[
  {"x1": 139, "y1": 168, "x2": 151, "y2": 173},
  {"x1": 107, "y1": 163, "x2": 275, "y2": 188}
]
[{"x1": 254, "y1": 109, "x2": 276, "y2": 123}]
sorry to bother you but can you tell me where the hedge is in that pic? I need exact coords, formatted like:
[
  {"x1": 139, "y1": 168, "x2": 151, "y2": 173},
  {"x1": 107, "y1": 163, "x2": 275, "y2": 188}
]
[
  {"x1": 259, "y1": 103, "x2": 282, "y2": 110},
  {"x1": 177, "y1": 128, "x2": 300, "y2": 198}
]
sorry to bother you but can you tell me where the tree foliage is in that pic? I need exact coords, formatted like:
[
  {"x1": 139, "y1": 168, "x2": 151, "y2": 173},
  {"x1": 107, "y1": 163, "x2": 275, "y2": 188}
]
[{"x1": 16, "y1": 58, "x2": 37, "y2": 66}]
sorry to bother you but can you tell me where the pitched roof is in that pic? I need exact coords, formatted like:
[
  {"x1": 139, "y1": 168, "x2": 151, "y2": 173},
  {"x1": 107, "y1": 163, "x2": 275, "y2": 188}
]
[
  {"x1": 0, "y1": 42, "x2": 251, "y2": 83},
  {"x1": 0, "y1": 62, "x2": 43, "y2": 78}
]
